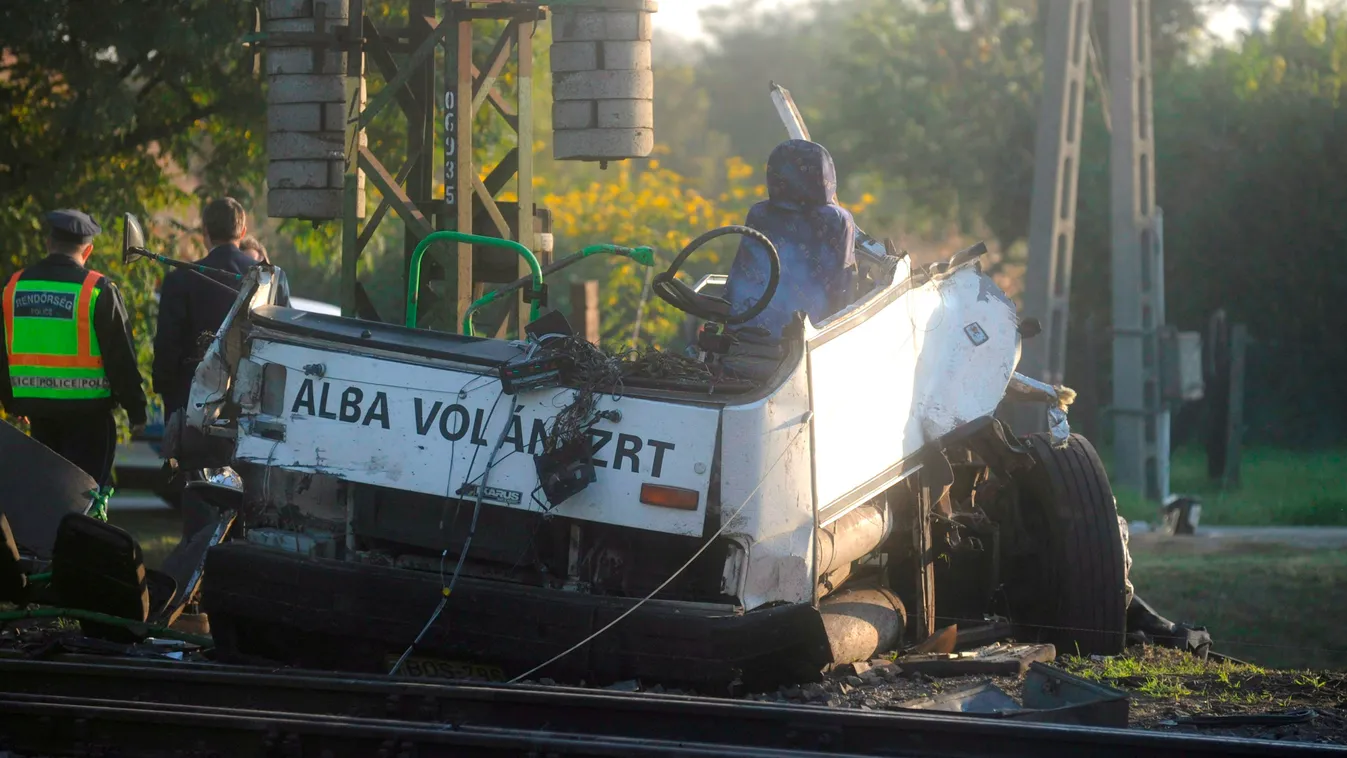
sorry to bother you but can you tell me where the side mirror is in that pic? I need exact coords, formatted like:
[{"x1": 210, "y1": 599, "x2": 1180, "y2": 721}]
[{"x1": 122, "y1": 213, "x2": 146, "y2": 265}]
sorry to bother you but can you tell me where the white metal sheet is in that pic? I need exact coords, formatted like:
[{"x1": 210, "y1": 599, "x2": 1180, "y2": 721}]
[
  {"x1": 718, "y1": 346, "x2": 816, "y2": 609},
  {"x1": 807, "y1": 265, "x2": 1020, "y2": 510},
  {"x1": 233, "y1": 341, "x2": 721, "y2": 537}
]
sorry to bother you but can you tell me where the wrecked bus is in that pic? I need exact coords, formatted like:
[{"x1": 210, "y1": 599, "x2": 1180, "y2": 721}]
[{"x1": 147, "y1": 179, "x2": 1128, "y2": 690}]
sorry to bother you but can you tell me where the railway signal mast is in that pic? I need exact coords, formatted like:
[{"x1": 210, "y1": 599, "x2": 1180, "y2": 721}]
[{"x1": 256, "y1": 0, "x2": 657, "y2": 337}]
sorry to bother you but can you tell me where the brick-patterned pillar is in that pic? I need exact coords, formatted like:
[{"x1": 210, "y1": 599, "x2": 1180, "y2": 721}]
[
  {"x1": 266, "y1": 0, "x2": 365, "y2": 220},
  {"x1": 551, "y1": 1, "x2": 657, "y2": 162}
]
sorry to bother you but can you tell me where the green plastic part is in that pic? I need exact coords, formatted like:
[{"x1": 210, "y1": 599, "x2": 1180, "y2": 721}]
[
  {"x1": 87, "y1": 486, "x2": 114, "y2": 522},
  {"x1": 406, "y1": 231, "x2": 544, "y2": 330},
  {"x1": 628, "y1": 246, "x2": 656, "y2": 267}
]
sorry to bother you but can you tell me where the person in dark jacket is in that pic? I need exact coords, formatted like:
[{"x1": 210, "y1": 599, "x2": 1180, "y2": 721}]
[
  {"x1": 151, "y1": 197, "x2": 289, "y2": 419},
  {"x1": 1, "y1": 210, "x2": 149, "y2": 486}
]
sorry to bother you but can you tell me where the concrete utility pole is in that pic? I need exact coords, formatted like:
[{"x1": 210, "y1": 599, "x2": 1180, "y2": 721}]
[
  {"x1": 1019, "y1": 0, "x2": 1092, "y2": 434},
  {"x1": 1108, "y1": 0, "x2": 1167, "y2": 500}
]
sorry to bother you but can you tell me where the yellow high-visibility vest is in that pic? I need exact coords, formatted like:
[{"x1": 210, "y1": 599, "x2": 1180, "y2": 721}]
[{"x1": 2, "y1": 270, "x2": 112, "y2": 401}]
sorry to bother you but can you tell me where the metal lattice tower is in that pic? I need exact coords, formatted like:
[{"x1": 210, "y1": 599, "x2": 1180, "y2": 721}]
[
  {"x1": 1020, "y1": 0, "x2": 1092, "y2": 418},
  {"x1": 1021, "y1": 0, "x2": 1169, "y2": 500}
]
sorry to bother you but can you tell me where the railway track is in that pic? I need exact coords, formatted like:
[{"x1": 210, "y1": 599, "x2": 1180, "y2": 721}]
[{"x1": 1, "y1": 657, "x2": 1344, "y2": 757}]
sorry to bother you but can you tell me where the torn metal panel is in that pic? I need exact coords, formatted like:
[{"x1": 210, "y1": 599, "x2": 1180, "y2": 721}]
[
  {"x1": 0, "y1": 420, "x2": 95, "y2": 560},
  {"x1": 152, "y1": 506, "x2": 236, "y2": 627},
  {"x1": 185, "y1": 267, "x2": 284, "y2": 435},
  {"x1": 1020, "y1": 663, "x2": 1130, "y2": 728},
  {"x1": 901, "y1": 682, "x2": 1022, "y2": 715},
  {"x1": 807, "y1": 262, "x2": 1020, "y2": 517},
  {"x1": 1005, "y1": 372, "x2": 1076, "y2": 446},
  {"x1": 719, "y1": 342, "x2": 816, "y2": 608}
]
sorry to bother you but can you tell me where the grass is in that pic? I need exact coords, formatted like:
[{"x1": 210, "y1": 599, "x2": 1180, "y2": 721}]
[
  {"x1": 111, "y1": 510, "x2": 181, "y2": 570},
  {"x1": 1107, "y1": 447, "x2": 1347, "y2": 527},
  {"x1": 1060, "y1": 644, "x2": 1344, "y2": 722},
  {"x1": 1128, "y1": 541, "x2": 1347, "y2": 671}
]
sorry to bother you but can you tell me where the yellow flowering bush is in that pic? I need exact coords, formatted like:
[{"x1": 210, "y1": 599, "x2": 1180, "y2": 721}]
[{"x1": 541, "y1": 153, "x2": 761, "y2": 347}]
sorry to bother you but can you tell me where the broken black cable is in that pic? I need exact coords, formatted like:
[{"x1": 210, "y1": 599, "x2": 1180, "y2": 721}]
[{"x1": 388, "y1": 391, "x2": 514, "y2": 677}]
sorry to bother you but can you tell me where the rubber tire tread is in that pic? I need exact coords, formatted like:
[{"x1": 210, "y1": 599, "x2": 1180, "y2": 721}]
[{"x1": 1016, "y1": 433, "x2": 1126, "y2": 656}]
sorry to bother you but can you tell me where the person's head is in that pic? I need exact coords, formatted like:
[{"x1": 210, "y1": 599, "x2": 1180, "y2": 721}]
[
  {"x1": 44, "y1": 209, "x2": 101, "y2": 265},
  {"x1": 237, "y1": 235, "x2": 269, "y2": 264},
  {"x1": 202, "y1": 197, "x2": 247, "y2": 250}
]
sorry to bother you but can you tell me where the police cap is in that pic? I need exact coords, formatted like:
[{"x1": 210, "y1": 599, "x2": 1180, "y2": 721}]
[{"x1": 45, "y1": 209, "x2": 103, "y2": 245}]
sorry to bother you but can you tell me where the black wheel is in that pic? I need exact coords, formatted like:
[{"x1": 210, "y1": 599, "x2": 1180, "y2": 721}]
[{"x1": 1007, "y1": 433, "x2": 1126, "y2": 656}]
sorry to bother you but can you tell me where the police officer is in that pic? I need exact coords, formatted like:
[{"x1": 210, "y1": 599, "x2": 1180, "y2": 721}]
[{"x1": 0, "y1": 210, "x2": 149, "y2": 486}]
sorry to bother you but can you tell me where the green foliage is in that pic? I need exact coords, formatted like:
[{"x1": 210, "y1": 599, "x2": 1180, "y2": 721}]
[
  {"x1": 840, "y1": 2, "x2": 1040, "y2": 240},
  {"x1": 1072, "y1": 6, "x2": 1347, "y2": 444},
  {"x1": 783, "y1": 0, "x2": 1347, "y2": 445}
]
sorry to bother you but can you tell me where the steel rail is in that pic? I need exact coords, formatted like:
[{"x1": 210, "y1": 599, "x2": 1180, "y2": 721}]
[
  {"x1": 0, "y1": 658, "x2": 1342, "y2": 758},
  {"x1": 0, "y1": 693, "x2": 857, "y2": 758}
]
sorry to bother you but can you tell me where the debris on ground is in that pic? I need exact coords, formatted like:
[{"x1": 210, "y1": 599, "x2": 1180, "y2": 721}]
[
  {"x1": 6, "y1": 616, "x2": 1344, "y2": 746},
  {"x1": 907, "y1": 624, "x2": 959, "y2": 655},
  {"x1": 744, "y1": 644, "x2": 1347, "y2": 743},
  {"x1": 750, "y1": 655, "x2": 1024, "y2": 711},
  {"x1": 0, "y1": 622, "x2": 213, "y2": 663},
  {"x1": 1128, "y1": 595, "x2": 1214, "y2": 658},
  {"x1": 897, "y1": 663, "x2": 1129, "y2": 728},
  {"x1": 893, "y1": 642, "x2": 1057, "y2": 678}
]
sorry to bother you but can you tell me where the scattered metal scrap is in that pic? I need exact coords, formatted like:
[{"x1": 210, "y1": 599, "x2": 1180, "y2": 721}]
[
  {"x1": 898, "y1": 663, "x2": 1130, "y2": 728},
  {"x1": 0, "y1": 419, "x2": 99, "y2": 562},
  {"x1": 1127, "y1": 595, "x2": 1214, "y2": 658},
  {"x1": 0, "y1": 418, "x2": 233, "y2": 651},
  {"x1": 894, "y1": 642, "x2": 1059, "y2": 678}
]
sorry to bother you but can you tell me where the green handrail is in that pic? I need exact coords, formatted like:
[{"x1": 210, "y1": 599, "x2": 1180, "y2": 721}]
[
  {"x1": 462, "y1": 244, "x2": 655, "y2": 336},
  {"x1": 406, "y1": 231, "x2": 545, "y2": 330}
]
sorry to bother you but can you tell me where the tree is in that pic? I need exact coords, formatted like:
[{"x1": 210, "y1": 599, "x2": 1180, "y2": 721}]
[
  {"x1": 1, "y1": 1, "x2": 266, "y2": 247},
  {"x1": 695, "y1": 0, "x2": 847, "y2": 171}
]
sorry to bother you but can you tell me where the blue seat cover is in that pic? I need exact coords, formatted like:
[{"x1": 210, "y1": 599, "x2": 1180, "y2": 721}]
[{"x1": 724, "y1": 139, "x2": 857, "y2": 338}]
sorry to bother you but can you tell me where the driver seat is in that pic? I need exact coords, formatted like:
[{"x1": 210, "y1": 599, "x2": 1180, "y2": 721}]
[{"x1": 724, "y1": 139, "x2": 857, "y2": 340}]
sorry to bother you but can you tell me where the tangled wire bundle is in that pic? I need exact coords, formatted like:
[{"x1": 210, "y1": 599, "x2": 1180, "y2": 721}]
[
  {"x1": 536, "y1": 336, "x2": 620, "y2": 455},
  {"x1": 533, "y1": 337, "x2": 715, "y2": 455}
]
